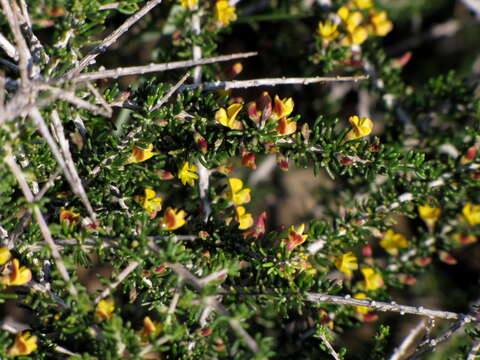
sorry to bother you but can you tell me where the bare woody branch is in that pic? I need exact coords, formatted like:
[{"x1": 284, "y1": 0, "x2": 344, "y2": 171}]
[
  {"x1": 150, "y1": 71, "x2": 190, "y2": 111},
  {"x1": 31, "y1": 109, "x2": 97, "y2": 222},
  {"x1": 169, "y1": 263, "x2": 260, "y2": 354},
  {"x1": 67, "y1": 52, "x2": 257, "y2": 83},
  {"x1": 0, "y1": 0, "x2": 31, "y2": 88},
  {"x1": 178, "y1": 75, "x2": 369, "y2": 91},
  {"x1": 388, "y1": 320, "x2": 426, "y2": 360},
  {"x1": 94, "y1": 261, "x2": 140, "y2": 304},
  {"x1": 305, "y1": 293, "x2": 477, "y2": 321},
  {"x1": 0, "y1": 32, "x2": 18, "y2": 60},
  {"x1": 3, "y1": 147, "x2": 77, "y2": 297},
  {"x1": 61, "y1": 0, "x2": 164, "y2": 80},
  {"x1": 319, "y1": 333, "x2": 342, "y2": 360}
]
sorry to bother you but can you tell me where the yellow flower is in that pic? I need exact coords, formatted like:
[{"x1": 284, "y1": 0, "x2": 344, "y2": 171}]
[
  {"x1": 277, "y1": 117, "x2": 297, "y2": 135},
  {"x1": 463, "y1": 202, "x2": 480, "y2": 225},
  {"x1": 161, "y1": 207, "x2": 187, "y2": 231},
  {"x1": 139, "y1": 316, "x2": 163, "y2": 339},
  {"x1": 214, "y1": 0, "x2": 237, "y2": 25},
  {"x1": 334, "y1": 251, "x2": 358, "y2": 277},
  {"x1": 0, "y1": 258, "x2": 32, "y2": 286},
  {"x1": 379, "y1": 229, "x2": 408, "y2": 256},
  {"x1": 127, "y1": 143, "x2": 157, "y2": 163},
  {"x1": 369, "y1": 10, "x2": 393, "y2": 36},
  {"x1": 272, "y1": 95, "x2": 294, "y2": 121},
  {"x1": 345, "y1": 115, "x2": 373, "y2": 141},
  {"x1": 226, "y1": 178, "x2": 251, "y2": 205},
  {"x1": 134, "y1": 188, "x2": 163, "y2": 218},
  {"x1": 318, "y1": 20, "x2": 339, "y2": 41},
  {"x1": 235, "y1": 206, "x2": 253, "y2": 230},
  {"x1": 341, "y1": 26, "x2": 368, "y2": 46},
  {"x1": 95, "y1": 298, "x2": 115, "y2": 321},
  {"x1": 361, "y1": 267, "x2": 384, "y2": 290},
  {"x1": 59, "y1": 207, "x2": 80, "y2": 227},
  {"x1": 353, "y1": 293, "x2": 370, "y2": 314},
  {"x1": 0, "y1": 247, "x2": 12, "y2": 265},
  {"x1": 284, "y1": 224, "x2": 308, "y2": 252},
  {"x1": 344, "y1": 11, "x2": 363, "y2": 33},
  {"x1": 179, "y1": 0, "x2": 198, "y2": 10},
  {"x1": 418, "y1": 204, "x2": 441, "y2": 229},
  {"x1": 178, "y1": 161, "x2": 199, "y2": 186},
  {"x1": 7, "y1": 332, "x2": 37, "y2": 357},
  {"x1": 337, "y1": 6, "x2": 350, "y2": 22},
  {"x1": 215, "y1": 103, "x2": 243, "y2": 130},
  {"x1": 352, "y1": 0, "x2": 373, "y2": 9}
]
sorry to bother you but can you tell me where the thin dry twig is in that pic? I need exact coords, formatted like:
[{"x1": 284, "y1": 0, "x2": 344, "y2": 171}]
[
  {"x1": 94, "y1": 261, "x2": 140, "y2": 304},
  {"x1": 31, "y1": 109, "x2": 97, "y2": 222},
  {"x1": 150, "y1": 71, "x2": 190, "y2": 111},
  {"x1": 319, "y1": 333, "x2": 342, "y2": 360},
  {"x1": 86, "y1": 82, "x2": 113, "y2": 116},
  {"x1": 2, "y1": 320, "x2": 78, "y2": 356},
  {"x1": 4, "y1": 147, "x2": 77, "y2": 297},
  {"x1": 467, "y1": 341, "x2": 480, "y2": 360},
  {"x1": 388, "y1": 320, "x2": 427, "y2": 360},
  {"x1": 305, "y1": 293, "x2": 476, "y2": 321},
  {"x1": 0, "y1": 32, "x2": 18, "y2": 60},
  {"x1": 190, "y1": 9, "x2": 212, "y2": 222},
  {"x1": 405, "y1": 304, "x2": 479, "y2": 360},
  {"x1": 169, "y1": 263, "x2": 260, "y2": 353},
  {"x1": 0, "y1": 0, "x2": 31, "y2": 88},
  {"x1": 178, "y1": 75, "x2": 369, "y2": 91},
  {"x1": 61, "y1": 0, "x2": 164, "y2": 80},
  {"x1": 69, "y1": 52, "x2": 257, "y2": 83}
]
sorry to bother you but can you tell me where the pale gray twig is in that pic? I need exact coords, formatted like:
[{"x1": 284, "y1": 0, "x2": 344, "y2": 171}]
[
  {"x1": 0, "y1": 0, "x2": 31, "y2": 88},
  {"x1": 150, "y1": 71, "x2": 190, "y2": 111},
  {"x1": 61, "y1": 0, "x2": 164, "y2": 80},
  {"x1": 31, "y1": 109, "x2": 97, "y2": 222},
  {"x1": 305, "y1": 293, "x2": 475, "y2": 321},
  {"x1": 178, "y1": 75, "x2": 369, "y2": 91},
  {"x1": 86, "y1": 82, "x2": 113, "y2": 116},
  {"x1": 94, "y1": 260, "x2": 140, "y2": 304},
  {"x1": 467, "y1": 341, "x2": 480, "y2": 360},
  {"x1": 2, "y1": 320, "x2": 78, "y2": 356},
  {"x1": 169, "y1": 263, "x2": 260, "y2": 353},
  {"x1": 388, "y1": 320, "x2": 426, "y2": 360},
  {"x1": 0, "y1": 32, "x2": 18, "y2": 60},
  {"x1": 4, "y1": 147, "x2": 77, "y2": 297},
  {"x1": 69, "y1": 52, "x2": 257, "y2": 83},
  {"x1": 190, "y1": 9, "x2": 212, "y2": 222},
  {"x1": 319, "y1": 333, "x2": 341, "y2": 360}
]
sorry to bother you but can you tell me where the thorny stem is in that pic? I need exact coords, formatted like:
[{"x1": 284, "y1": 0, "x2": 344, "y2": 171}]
[
  {"x1": 169, "y1": 263, "x2": 260, "y2": 353},
  {"x1": 60, "y1": 0, "x2": 164, "y2": 80},
  {"x1": 191, "y1": 6, "x2": 211, "y2": 222},
  {"x1": 319, "y1": 333, "x2": 342, "y2": 360},
  {"x1": 388, "y1": 320, "x2": 426, "y2": 360},
  {"x1": 68, "y1": 52, "x2": 257, "y2": 84},
  {"x1": 4, "y1": 147, "x2": 78, "y2": 297},
  {"x1": 94, "y1": 261, "x2": 140, "y2": 304},
  {"x1": 305, "y1": 293, "x2": 476, "y2": 321},
  {"x1": 178, "y1": 75, "x2": 369, "y2": 91}
]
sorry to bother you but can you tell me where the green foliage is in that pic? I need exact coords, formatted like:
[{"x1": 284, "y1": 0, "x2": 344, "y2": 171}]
[{"x1": 1, "y1": 0, "x2": 479, "y2": 359}]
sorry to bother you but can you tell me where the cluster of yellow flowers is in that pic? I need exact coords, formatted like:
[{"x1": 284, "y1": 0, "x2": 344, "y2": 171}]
[
  {"x1": 179, "y1": 0, "x2": 237, "y2": 26},
  {"x1": 0, "y1": 248, "x2": 31, "y2": 287},
  {"x1": 216, "y1": 92, "x2": 297, "y2": 136},
  {"x1": 127, "y1": 146, "x2": 187, "y2": 230},
  {"x1": 226, "y1": 178, "x2": 254, "y2": 230},
  {"x1": 334, "y1": 252, "x2": 383, "y2": 290},
  {"x1": 7, "y1": 332, "x2": 37, "y2": 357},
  {"x1": 318, "y1": 0, "x2": 393, "y2": 47}
]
